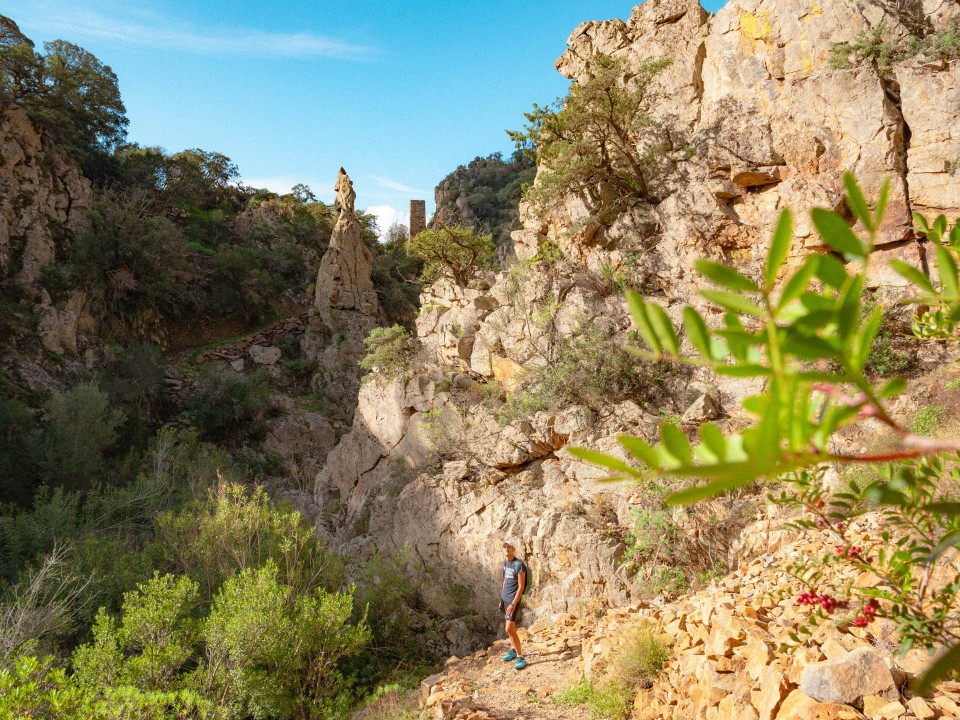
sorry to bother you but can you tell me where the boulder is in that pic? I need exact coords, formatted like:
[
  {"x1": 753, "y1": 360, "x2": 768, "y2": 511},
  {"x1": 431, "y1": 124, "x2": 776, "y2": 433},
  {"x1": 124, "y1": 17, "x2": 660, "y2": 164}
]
[
  {"x1": 799, "y1": 648, "x2": 895, "y2": 704},
  {"x1": 249, "y1": 345, "x2": 282, "y2": 365}
]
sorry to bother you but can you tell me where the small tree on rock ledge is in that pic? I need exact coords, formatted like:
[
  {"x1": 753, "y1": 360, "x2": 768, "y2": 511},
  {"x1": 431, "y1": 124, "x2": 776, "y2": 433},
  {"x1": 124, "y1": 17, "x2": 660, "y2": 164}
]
[
  {"x1": 508, "y1": 54, "x2": 672, "y2": 225},
  {"x1": 406, "y1": 220, "x2": 495, "y2": 287}
]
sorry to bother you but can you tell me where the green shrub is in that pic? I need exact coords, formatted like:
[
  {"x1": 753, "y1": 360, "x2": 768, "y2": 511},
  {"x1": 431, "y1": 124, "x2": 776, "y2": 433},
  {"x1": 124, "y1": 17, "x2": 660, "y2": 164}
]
[
  {"x1": 155, "y1": 483, "x2": 345, "y2": 601},
  {"x1": 617, "y1": 624, "x2": 670, "y2": 689},
  {"x1": 202, "y1": 561, "x2": 370, "y2": 719},
  {"x1": 552, "y1": 679, "x2": 631, "y2": 720},
  {"x1": 360, "y1": 325, "x2": 418, "y2": 379},
  {"x1": 498, "y1": 325, "x2": 675, "y2": 424},
  {"x1": 0, "y1": 395, "x2": 41, "y2": 505},
  {"x1": 830, "y1": 22, "x2": 960, "y2": 75},
  {"x1": 40, "y1": 382, "x2": 125, "y2": 489},
  {"x1": 909, "y1": 404, "x2": 946, "y2": 436},
  {"x1": 73, "y1": 573, "x2": 200, "y2": 692},
  {"x1": 184, "y1": 368, "x2": 270, "y2": 444},
  {"x1": 406, "y1": 224, "x2": 495, "y2": 286},
  {"x1": 508, "y1": 54, "x2": 671, "y2": 223}
]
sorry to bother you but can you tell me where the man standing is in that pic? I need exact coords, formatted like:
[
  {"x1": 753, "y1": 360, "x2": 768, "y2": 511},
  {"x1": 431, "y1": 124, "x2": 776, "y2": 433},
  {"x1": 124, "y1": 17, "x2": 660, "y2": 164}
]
[{"x1": 500, "y1": 538, "x2": 527, "y2": 670}]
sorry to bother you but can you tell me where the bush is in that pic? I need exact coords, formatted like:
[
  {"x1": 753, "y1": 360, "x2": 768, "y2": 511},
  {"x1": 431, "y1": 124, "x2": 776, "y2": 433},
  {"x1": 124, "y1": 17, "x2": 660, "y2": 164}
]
[
  {"x1": 406, "y1": 224, "x2": 495, "y2": 286},
  {"x1": 184, "y1": 368, "x2": 270, "y2": 444},
  {"x1": 202, "y1": 561, "x2": 369, "y2": 719},
  {"x1": 0, "y1": 395, "x2": 40, "y2": 505},
  {"x1": 552, "y1": 679, "x2": 631, "y2": 720},
  {"x1": 360, "y1": 325, "x2": 418, "y2": 379},
  {"x1": 616, "y1": 624, "x2": 670, "y2": 689},
  {"x1": 155, "y1": 483, "x2": 345, "y2": 602},
  {"x1": 830, "y1": 22, "x2": 960, "y2": 75},
  {"x1": 509, "y1": 55, "x2": 671, "y2": 223},
  {"x1": 498, "y1": 324, "x2": 675, "y2": 424},
  {"x1": 72, "y1": 573, "x2": 200, "y2": 692},
  {"x1": 40, "y1": 382, "x2": 125, "y2": 489},
  {"x1": 621, "y1": 508, "x2": 688, "y2": 598}
]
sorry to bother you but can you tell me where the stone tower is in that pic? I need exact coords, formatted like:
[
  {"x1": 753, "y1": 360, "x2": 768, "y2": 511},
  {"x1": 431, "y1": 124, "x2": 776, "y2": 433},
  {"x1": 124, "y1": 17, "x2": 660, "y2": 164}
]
[{"x1": 409, "y1": 199, "x2": 426, "y2": 238}]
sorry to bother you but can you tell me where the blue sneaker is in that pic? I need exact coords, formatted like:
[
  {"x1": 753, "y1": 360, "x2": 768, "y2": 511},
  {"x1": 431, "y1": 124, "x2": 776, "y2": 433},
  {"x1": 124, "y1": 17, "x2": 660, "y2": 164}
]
[
  {"x1": 514, "y1": 657, "x2": 527, "y2": 670},
  {"x1": 502, "y1": 650, "x2": 517, "y2": 661}
]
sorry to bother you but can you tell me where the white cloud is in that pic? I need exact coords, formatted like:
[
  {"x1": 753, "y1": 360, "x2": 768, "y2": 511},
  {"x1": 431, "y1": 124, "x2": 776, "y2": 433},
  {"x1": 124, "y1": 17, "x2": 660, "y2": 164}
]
[
  {"x1": 367, "y1": 205, "x2": 409, "y2": 239},
  {"x1": 368, "y1": 175, "x2": 430, "y2": 197},
  {"x1": 18, "y1": 1, "x2": 375, "y2": 59}
]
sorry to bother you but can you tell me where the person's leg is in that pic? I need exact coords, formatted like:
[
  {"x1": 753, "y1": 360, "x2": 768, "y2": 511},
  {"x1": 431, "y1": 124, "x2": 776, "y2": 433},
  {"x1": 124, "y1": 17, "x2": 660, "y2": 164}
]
[{"x1": 505, "y1": 619, "x2": 522, "y2": 657}]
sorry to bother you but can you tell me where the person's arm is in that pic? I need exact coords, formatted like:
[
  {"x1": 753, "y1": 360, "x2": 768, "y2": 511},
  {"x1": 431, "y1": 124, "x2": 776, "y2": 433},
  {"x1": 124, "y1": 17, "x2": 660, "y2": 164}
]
[
  {"x1": 501, "y1": 565, "x2": 507, "y2": 596},
  {"x1": 510, "y1": 566, "x2": 525, "y2": 609}
]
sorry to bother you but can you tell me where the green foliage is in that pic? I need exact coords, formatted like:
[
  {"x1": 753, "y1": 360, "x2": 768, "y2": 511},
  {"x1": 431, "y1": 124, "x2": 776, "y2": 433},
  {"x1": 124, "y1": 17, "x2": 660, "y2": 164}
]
[
  {"x1": 349, "y1": 547, "x2": 417, "y2": 662},
  {"x1": 616, "y1": 624, "x2": 670, "y2": 689},
  {"x1": 0, "y1": 428, "x2": 226, "y2": 584},
  {"x1": 830, "y1": 22, "x2": 960, "y2": 75},
  {"x1": 44, "y1": 188, "x2": 200, "y2": 318},
  {"x1": 0, "y1": 395, "x2": 41, "y2": 504},
  {"x1": 433, "y1": 150, "x2": 536, "y2": 246},
  {"x1": 184, "y1": 369, "x2": 270, "y2": 444},
  {"x1": 552, "y1": 679, "x2": 631, "y2": 720},
  {"x1": 203, "y1": 561, "x2": 369, "y2": 719},
  {"x1": 508, "y1": 55, "x2": 671, "y2": 223},
  {"x1": 908, "y1": 404, "x2": 946, "y2": 435},
  {"x1": 360, "y1": 325, "x2": 419, "y2": 379},
  {"x1": 155, "y1": 483, "x2": 345, "y2": 602},
  {"x1": 370, "y1": 223, "x2": 423, "y2": 325},
  {"x1": 73, "y1": 574, "x2": 199, "y2": 692},
  {"x1": 0, "y1": 33, "x2": 127, "y2": 163},
  {"x1": 864, "y1": 307, "x2": 913, "y2": 378},
  {"x1": 498, "y1": 323, "x2": 676, "y2": 425},
  {"x1": 575, "y1": 174, "x2": 960, "y2": 693},
  {"x1": 406, "y1": 224, "x2": 495, "y2": 286},
  {"x1": 0, "y1": 654, "x2": 215, "y2": 720},
  {"x1": 41, "y1": 382, "x2": 125, "y2": 489},
  {"x1": 621, "y1": 508, "x2": 687, "y2": 598}
]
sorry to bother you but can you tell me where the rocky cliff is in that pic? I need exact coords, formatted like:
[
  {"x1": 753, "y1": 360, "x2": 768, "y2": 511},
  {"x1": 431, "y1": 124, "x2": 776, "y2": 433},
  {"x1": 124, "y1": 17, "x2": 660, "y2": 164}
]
[
  {"x1": 0, "y1": 105, "x2": 93, "y2": 353},
  {"x1": 312, "y1": 0, "x2": 960, "y2": 649}
]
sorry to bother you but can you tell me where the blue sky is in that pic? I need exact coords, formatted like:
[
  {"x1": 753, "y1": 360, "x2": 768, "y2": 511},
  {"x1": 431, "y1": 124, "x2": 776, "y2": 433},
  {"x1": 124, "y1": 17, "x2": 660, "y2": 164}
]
[{"x1": 12, "y1": 0, "x2": 726, "y2": 233}]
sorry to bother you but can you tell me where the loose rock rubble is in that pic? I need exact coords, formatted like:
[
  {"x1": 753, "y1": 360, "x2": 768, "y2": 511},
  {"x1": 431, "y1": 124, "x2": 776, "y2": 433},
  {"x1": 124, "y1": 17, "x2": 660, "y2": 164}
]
[{"x1": 418, "y1": 514, "x2": 960, "y2": 720}]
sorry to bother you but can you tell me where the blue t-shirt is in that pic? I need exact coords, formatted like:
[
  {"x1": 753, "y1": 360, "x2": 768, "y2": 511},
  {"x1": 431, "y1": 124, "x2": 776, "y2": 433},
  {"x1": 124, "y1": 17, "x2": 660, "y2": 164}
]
[{"x1": 502, "y1": 558, "x2": 525, "y2": 603}]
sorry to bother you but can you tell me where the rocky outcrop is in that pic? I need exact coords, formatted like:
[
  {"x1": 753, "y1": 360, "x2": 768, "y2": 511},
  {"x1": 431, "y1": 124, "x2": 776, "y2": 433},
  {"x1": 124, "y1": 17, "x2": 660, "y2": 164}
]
[
  {"x1": 544, "y1": 0, "x2": 960, "y2": 299},
  {"x1": 303, "y1": 168, "x2": 382, "y2": 419},
  {"x1": 0, "y1": 104, "x2": 94, "y2": 354},
  {"x1": 0, "y1": 105, "x2": 92, "y2": 288}
]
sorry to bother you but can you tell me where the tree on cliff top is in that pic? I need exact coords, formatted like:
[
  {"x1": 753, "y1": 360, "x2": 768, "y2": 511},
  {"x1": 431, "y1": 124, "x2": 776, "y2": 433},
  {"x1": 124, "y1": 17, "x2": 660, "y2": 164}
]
[
  {"x1": 0, "y1": 25, "x2": 127, "y2": 162},
  {"x1": 508, "y1": 54, "x2": 671, "y2": 224}
]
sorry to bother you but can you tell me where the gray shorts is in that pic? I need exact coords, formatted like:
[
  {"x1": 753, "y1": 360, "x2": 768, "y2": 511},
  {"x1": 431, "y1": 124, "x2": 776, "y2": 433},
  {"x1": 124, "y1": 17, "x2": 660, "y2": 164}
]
[{"x1": 499, "y1": 599, "x2": 522, "y2": 623}]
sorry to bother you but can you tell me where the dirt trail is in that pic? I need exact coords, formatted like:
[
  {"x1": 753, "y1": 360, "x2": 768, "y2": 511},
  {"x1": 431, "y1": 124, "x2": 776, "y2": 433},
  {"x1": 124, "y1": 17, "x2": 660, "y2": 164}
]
[{"x1": 420, "y1": 617, "x2": 599, "y2": 720}]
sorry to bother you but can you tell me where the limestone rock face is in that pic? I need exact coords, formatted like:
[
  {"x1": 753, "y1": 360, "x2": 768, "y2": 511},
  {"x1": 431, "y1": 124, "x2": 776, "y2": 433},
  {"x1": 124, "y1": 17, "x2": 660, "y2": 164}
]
[
  {"x1": 0, "y1": 106, "x2": 93, "y2": 288},
  {"x1": 303, "y1": 168, "x2": 383, "y2": 419},
  {"x1": 537, "y1": 0, "x2": 960, "y2": 301},
  {"x1": 0, "y1": 106, "x2": 93, "y2": 354}
]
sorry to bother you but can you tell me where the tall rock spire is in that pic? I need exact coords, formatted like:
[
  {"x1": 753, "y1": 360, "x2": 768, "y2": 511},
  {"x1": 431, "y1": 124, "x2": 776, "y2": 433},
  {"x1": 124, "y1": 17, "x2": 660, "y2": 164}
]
[
  {"x1": 304, "y1": 168, "x2": 383, "y2": 420},
  {"x1": 313, "y1": 168, "x2": 380, "y2": 323}
]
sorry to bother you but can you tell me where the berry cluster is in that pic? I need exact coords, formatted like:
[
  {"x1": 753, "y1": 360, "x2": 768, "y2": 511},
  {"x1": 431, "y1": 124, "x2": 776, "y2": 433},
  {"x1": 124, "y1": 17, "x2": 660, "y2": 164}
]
[
  {"x1": 835, "y1": 544, "x2": 862, "y2": 559},
  {"x1": 850, "y1": 599, "x2": 880, "y2": 627},
  {"x1": 796, "y1": 592, "x2": 848, "y2": 613}
]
